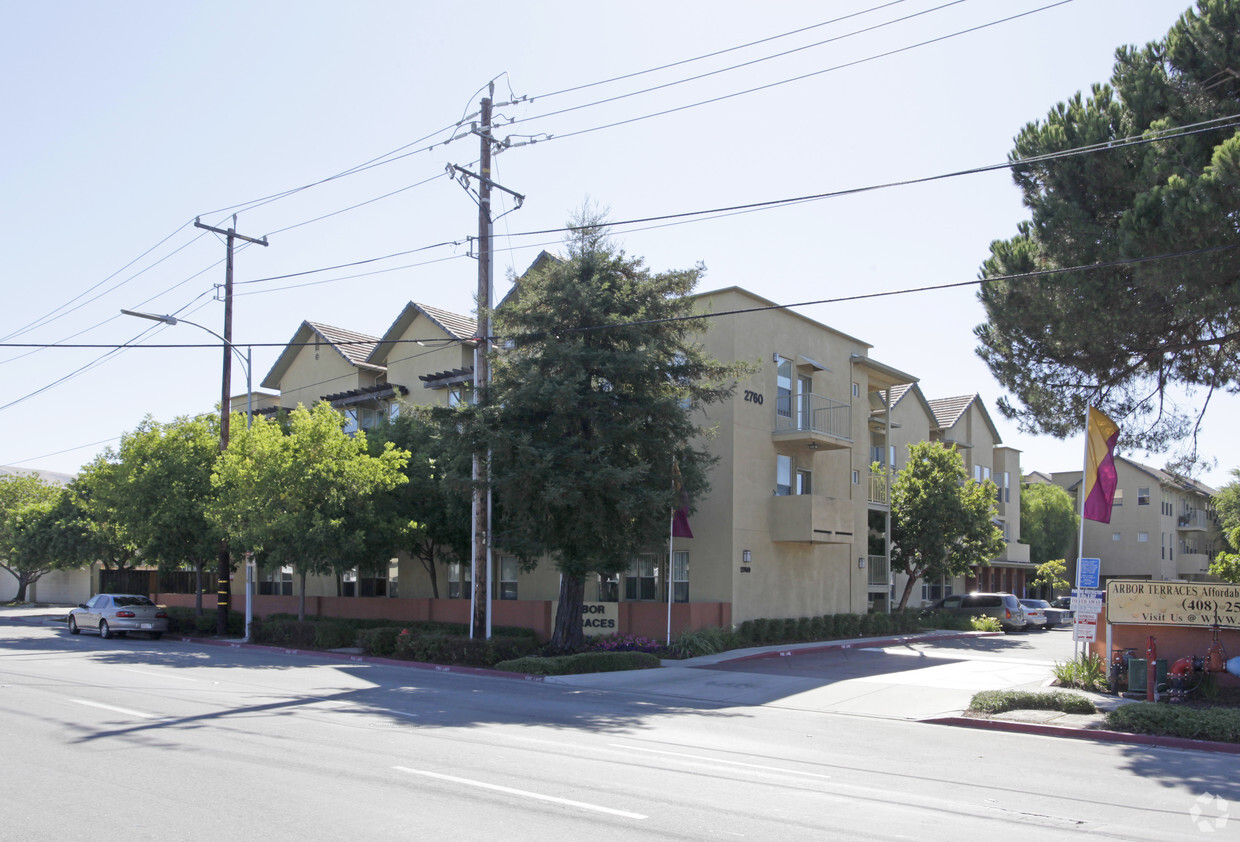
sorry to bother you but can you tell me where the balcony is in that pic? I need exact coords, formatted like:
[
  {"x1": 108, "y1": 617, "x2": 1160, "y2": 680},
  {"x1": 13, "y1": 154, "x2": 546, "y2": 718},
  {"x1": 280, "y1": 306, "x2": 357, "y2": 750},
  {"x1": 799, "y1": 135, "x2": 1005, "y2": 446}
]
[
  {"x1": 868, "y1": 472, "x2": 888, "y2": 505},
  {"x1": 1177, "y1": 509, "x2": 1209, "y2": 531},
  {"x1": 769, "y1": 493, "x2": 853, "y2": 544},
  {"x1": 1177, "y1": 552, "x2": 1211, "y2": 577},
  {"x1": 867, "y1": 554, "x2": 890, "y2": 587},
  {"x1": 772, "y1": 393, "x2": 851, "y2": 451}
]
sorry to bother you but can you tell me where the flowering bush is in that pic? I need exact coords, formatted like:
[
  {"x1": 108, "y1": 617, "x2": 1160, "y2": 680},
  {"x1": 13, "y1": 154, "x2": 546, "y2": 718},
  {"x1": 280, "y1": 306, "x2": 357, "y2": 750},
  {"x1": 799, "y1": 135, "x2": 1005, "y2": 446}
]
[{"x1": 589, "y1": 633, "x2": 663, "y2": 654}]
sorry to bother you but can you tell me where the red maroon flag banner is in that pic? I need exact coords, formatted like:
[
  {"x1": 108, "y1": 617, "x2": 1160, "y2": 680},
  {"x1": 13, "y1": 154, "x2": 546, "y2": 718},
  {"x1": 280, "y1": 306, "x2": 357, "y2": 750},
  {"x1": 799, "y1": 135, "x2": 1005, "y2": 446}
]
[{"x1": 1082, "y1": 407, "x2": 1120, "y2": 523}]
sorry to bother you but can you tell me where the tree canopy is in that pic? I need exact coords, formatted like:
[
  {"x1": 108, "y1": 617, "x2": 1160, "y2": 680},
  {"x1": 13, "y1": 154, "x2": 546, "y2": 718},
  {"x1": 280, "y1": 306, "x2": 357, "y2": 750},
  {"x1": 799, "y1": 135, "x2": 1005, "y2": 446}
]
[
  {"x1": 1208, "y1": 467, "x2": 1240, "y2": 581},
  {"x1": 475, "y1": 222, "x2": 743, "y2": 650},
  {"x1": 975, "y1": 0, "x2": 1240, "y2": 468},
  {"x1": 0, "y1": 473, "x2": 63, "y2": 601},
  {"x1": 890, "y1": 441, "x2": 1006, "y2": 611},
  {"x1": 209, "y1": 402, "x2": 410, "y2": 619},
  {"x1": 1020, "y1": 481, "x2": 1079, "y2": 567}
]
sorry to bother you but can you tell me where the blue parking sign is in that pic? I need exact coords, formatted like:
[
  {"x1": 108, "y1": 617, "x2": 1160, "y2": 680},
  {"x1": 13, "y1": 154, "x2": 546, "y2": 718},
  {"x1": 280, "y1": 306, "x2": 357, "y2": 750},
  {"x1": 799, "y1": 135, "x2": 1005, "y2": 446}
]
[{"x1": 1077, "y1": 557, "x2": 1100, "y2": 589}]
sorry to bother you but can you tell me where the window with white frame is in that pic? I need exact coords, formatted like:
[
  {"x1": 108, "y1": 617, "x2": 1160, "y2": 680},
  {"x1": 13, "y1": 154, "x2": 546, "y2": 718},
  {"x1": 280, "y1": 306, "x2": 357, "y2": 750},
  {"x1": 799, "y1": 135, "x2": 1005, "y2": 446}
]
[
  {"x1": 776, "y1": 454, "x2": 793, "y2": 496},
  {"x1": 1113, "y1": 488, "x2": 1123, "y2": 507},
  {"x1": 626, "y1": 554, "x2": 658, "y2": 601},
  {"x1": 671, "y1": 551, "x2": 689, "y2": 603},
  {"x1": 598, "y1": 572, "x2": 619, "y2": 602},
  {"x1": 1112, "y1": 532, "x2": 1121, "y2": 542},
  {"x1": 776, "y1": 357, "x2": 793, "y2": 418},
  {"x1": 498, "y1": 557, "x2": 518, "y2": 600},
  {"x1": 448, "y1": 562, "x2": 471, "y2": 599},
  {"x1": 1138, "y1": 487, "x2": 1150, "y2": 506},
  {"x1": 796, "y1": 468, "x2": 812, "y2": 495},
  {"x1": 1137, "y1": 532, "x2": 1149, "y2": 543},
  {"x1": 921, "y1": 577, "x2": 953, "y2": 602}
]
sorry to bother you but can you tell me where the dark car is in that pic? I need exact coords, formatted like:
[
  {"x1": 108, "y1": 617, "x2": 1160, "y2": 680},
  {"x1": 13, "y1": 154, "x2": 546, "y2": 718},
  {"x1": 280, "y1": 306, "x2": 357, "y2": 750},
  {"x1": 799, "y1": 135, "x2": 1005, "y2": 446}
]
[
  {"x1": 68, "y1": 594, "x2": 168, "y2": 640},
  {"x1": 1049, "y1": 596, "x2": 1075, "y2": 622},
  {"x1": 922, "y1": 592, "x2": 1026, "y2": 632}
]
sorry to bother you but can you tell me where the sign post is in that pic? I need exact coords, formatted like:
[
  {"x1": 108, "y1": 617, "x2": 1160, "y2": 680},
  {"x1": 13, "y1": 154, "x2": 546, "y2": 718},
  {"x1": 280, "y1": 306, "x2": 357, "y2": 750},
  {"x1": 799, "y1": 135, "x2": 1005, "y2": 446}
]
[{"x1": 1073, "y1": 558, "x2": 1102, "y2": 653}]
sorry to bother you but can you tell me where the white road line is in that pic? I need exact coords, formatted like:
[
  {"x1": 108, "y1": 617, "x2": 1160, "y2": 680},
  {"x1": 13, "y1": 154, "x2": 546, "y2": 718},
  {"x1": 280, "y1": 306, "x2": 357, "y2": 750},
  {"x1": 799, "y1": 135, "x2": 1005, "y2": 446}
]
[
  {"x1": 69, "y1": 699, "x2": 161, "y2": 719},
  {"x1": 121, "y1": 669, "x2": 197, "y2": 682},
  {"x1": 393, "y1": 766, "x2": 647, "y2": 820},
  {"x1": 612, "y1": 744, "x2": 833, "y2": 780}
]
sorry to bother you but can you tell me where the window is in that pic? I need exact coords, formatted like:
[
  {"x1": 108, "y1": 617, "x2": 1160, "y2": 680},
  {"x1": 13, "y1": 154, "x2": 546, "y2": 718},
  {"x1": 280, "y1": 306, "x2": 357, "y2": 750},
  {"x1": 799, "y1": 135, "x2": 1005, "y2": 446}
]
[
  {"x1": 1112, "y1": 488, "x2": 1123, "y2": 507},
  {"x1": 625, "y1": 554, "x2": 658, "y2": 600},
  {"x1": 598, "y1": 572, "x2": 619, "y2": 602},
  {"x1": 852, "y1": 381, "x2": 860, "y2": 398},
  {"x1": 499, "y1": 557, "x2": 518, "y2": 600},
  {"x1": 776, "y1": 454, "x2": 793, "y2": 496},
  {"x1": 796, "y1": 468, "x2": 812, "y2": 495},
  {"x1": 973, "y1": 465, "x2": 991, "y2": 483},
  {"x1": 259, "y1": 566, "x2": 293, "y2": 596},
  {"x1": 448, "y1": 384, "x2": 471, "y2": 407},
  {"x1": 1112, "y1": 532, "x2": 1121, "y2": 542},
  {"x1": 1138, "y1": 487, "x2": 1150, "y2": 506},
  {"x1": 921, "y1": 577, "x2": 952, "y2": 602},
  {"x1": 852, "y1": 470, "x2": 860, "y2": 485},
  {"x1": 448, "y1": 562, "x2": 471, "y2": 599},
  {"x1": 1137, "y1": 532, "x2": 1149, "y2": 543},
  {"x1": 776, "y1": 357, "x2": 792, "y2": 418},
  {"x1": 996, "y1": 471, "x2": 1010, "y2": 504},
  {"x1": 671, "y1": 551, "x2": 689, "y2": 603},
  {"x1": 797, "y1": 375, "x2": 813, "y2": 429},
  {"x1": 343, "y1": 408, "x2": 359, "y2": 434}
]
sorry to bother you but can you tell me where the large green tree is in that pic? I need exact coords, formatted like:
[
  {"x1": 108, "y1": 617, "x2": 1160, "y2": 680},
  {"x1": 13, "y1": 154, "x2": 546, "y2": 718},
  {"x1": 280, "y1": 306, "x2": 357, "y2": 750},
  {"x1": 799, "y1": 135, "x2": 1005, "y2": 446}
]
[
  {"x1": 890, "y1": 441, "x2": 1006, "y2": 612},
  {"x1": 52, "y1": 458, "x2": 141, "y2": 573},
  {"x1": 975, "y1": 0, "x2": 1240, "y2": 467},
  {"x1": 1020, "y1": 482, "x2": 1079, "y2": 567},
  {"x1": 475, "y1": 222, "x2": 742, "y2": 651},
  {"x1": 1208, "y1": 467, "x2": 1240, "y2": 581},
  {"x1": 367, "y1": 409, "x2": 472, "y2": 599},
  {"x1": 0, "y1": 473, "x2": 63, "y2": 601},
  {"x1": 209, "y1": 402, "x2": 409, "y2": 619}
]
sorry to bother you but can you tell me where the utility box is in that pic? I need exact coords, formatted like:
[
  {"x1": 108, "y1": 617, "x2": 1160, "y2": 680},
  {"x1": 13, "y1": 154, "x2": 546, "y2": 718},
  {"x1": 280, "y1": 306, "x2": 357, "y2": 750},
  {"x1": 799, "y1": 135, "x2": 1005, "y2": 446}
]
[{"x1": 1126, "y1": 657, "x2": 1168, "y2": 693}]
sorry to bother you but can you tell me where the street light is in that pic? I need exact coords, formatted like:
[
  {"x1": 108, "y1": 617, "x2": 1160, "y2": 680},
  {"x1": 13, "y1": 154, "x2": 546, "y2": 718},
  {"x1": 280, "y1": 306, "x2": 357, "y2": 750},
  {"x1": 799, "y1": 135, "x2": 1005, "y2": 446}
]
[{"x1": 121, "y1": 308, "x2": 255, "y2": 641}]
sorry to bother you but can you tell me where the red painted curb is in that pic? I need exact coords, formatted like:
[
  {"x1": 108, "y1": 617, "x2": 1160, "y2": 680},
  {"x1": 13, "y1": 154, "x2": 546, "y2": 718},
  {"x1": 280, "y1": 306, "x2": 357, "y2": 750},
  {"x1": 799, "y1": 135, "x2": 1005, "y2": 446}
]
[
  {"x1": 925, "y1": 715, "x2": 1240, "y2": 755},
  {"x1": 175, "y1": 635, "x2": 546, "y2": 682}
]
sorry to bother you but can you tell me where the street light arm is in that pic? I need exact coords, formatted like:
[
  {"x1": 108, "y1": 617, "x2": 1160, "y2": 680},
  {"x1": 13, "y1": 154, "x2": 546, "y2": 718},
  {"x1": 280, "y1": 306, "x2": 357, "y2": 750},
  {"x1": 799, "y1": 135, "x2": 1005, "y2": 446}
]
[{"x1": 120, "y1": 309, "x2": 250, "y2": 377}]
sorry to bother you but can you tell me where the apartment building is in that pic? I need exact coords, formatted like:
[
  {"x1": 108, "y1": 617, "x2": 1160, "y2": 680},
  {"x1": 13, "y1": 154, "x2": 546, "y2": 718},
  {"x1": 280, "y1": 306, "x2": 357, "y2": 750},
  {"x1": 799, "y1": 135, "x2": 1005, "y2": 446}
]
[
  {"x1": 251, "y1": 283, "x2": 1024, "y2": 632},
  {"x1": 1047, "y1": 456, "x2": 1220, "y2": 584}
]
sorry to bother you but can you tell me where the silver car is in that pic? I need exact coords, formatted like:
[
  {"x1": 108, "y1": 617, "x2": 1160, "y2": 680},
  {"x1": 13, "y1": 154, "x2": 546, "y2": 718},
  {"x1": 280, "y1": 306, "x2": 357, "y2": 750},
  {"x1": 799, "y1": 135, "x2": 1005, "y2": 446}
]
[{"x1": 68, "y1": 594, "x2": 169, "y2": 640}]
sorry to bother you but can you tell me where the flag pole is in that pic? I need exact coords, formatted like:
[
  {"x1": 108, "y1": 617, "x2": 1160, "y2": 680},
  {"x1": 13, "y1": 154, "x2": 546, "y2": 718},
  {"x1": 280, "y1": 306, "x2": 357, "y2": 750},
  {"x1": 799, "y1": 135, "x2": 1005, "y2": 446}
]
[
  {"x1": 1075, "y1": 405, "x2": 1090, "y2": 659},
  {"x1": 667, "y1": 463, "x2": 676, "y2": 647}
]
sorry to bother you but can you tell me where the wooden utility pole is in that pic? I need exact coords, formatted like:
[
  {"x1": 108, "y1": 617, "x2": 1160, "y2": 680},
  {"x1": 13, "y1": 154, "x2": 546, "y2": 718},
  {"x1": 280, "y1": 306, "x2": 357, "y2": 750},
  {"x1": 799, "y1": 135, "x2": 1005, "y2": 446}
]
[
  {"x1": 471, "y1": 92, "x2": 494, "y2": 641},
  {"x1": 194, "y1": 215, "x2": 268, "y2": 635}
]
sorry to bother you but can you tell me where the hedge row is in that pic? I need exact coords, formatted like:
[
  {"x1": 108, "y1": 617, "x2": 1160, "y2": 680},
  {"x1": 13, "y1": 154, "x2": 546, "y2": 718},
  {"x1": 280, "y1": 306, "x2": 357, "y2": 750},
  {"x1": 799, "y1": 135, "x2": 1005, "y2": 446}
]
[
  {"x1": 494, "y1": 651, "x2": 662, "y2": 675},
  {"x1": 734, "y1": 611, "x2": 929, "y2": 646},
  {"x1": 1106, "y1": 703, "x2": 1240, "y2": 744},
  {"x1": 969, "y1": 690, "x2": 1097, "y2": 715}
]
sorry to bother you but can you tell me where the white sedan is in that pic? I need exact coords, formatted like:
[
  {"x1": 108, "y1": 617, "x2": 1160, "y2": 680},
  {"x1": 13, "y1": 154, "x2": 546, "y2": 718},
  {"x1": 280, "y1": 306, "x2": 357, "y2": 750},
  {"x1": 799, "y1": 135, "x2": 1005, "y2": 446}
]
[
  {"x1": 68, "y1": 594, "x2": 169, "y2": 640},
  {"x1": 1018, "y1": 599, "x2": 1049, "y2": 631}
]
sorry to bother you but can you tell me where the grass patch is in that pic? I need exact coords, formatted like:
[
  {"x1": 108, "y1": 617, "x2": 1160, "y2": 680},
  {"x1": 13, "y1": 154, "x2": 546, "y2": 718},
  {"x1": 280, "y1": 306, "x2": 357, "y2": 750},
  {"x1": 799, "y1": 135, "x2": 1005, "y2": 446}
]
[
  {"x1": 1105, "y1": 703, "x2": 1240, "y2": 743},
  {"x1": 969, "y1": 689, "x2": 1097, "y2": 716}
]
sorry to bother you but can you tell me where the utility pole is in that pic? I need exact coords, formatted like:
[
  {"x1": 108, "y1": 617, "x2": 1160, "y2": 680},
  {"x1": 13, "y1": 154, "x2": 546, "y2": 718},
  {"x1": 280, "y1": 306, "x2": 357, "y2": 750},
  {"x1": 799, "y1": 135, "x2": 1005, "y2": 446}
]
[
  {"x1": 194, "y1": 215, "x2": 268, "y2": 635},
  {"x1": 449, "y1": 84, "x2": 524, "y2": 641},
  {"x1": 472, "y1": 91, "x2": 494, "y2": 642}
]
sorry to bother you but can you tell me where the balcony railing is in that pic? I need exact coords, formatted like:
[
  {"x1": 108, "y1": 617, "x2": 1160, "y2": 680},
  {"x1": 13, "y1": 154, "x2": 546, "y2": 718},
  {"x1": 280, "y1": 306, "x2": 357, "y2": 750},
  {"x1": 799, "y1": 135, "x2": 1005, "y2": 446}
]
[
  {"x1": 1177, "y1": 509, "x2": 1209, "y2": 531},
  {"x1": 868, "y1": 472, "x2": 888, "y2": 505},
  {"x1": 773, "y1": 393, "x2": 852, "y2": 447},
  {"x1": 867, "y1": 554, "x2": 889, "y2": 587}
]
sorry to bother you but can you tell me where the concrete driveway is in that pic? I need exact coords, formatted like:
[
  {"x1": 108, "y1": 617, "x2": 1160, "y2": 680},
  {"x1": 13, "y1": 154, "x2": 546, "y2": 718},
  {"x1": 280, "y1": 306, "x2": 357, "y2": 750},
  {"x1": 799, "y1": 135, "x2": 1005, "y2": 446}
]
[{"x1": 549, "y1": 629, "x2": 1075, "y2": 720}]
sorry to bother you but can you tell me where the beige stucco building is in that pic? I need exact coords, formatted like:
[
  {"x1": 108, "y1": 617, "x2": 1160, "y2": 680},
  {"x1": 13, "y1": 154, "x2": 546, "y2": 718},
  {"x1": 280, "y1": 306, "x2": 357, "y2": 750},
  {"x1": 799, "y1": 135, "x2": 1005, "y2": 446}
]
[
  {"x1": 1047, "y1": 456, "x2": 1220, "y2": 585},
  {"x1": 241, "y1": 281, "x2": 1028, "y2": 633}
]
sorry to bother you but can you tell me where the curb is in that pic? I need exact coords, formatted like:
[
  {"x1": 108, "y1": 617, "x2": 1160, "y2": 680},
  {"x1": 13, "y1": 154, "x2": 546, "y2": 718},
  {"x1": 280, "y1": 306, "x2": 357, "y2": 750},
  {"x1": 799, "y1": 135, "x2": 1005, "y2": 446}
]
[
  {"x1": 926, "y1": 715, "x2": 1240, "y2": 755},
  {"x1": 713, "y1": 630, "x2": 1003, "y2": 664},
  {"x1": 172, "y1": 635, "x2": 549, "y2": 682}
]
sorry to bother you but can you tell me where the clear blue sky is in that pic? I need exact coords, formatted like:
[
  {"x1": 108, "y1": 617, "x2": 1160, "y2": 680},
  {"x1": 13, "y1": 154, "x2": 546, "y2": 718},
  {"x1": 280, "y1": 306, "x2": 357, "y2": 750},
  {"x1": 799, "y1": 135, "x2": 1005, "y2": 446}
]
[{"x1": 2, "y1": 0, "x2": 1233, "y2": 488}]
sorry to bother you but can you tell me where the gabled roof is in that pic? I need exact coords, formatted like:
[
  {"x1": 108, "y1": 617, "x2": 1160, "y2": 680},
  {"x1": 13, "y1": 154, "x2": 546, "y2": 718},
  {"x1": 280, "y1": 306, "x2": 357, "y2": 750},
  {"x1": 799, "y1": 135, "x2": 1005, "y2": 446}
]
[
  {"x1": 368, "y1": 302, "x2": 477, "y2": 366},
  {"x1": 1118, "y1": 456, "x2": 1218, "y2": 497},
  {"x1": 926, "y1": 394, "x2": 1003, "y2": 444},
  {"x1": 875, "y1": 383, "x2": 934, "y2": 420},
  {"x1": 261, "y1": 321, "x2": 383, "y2": 390}
]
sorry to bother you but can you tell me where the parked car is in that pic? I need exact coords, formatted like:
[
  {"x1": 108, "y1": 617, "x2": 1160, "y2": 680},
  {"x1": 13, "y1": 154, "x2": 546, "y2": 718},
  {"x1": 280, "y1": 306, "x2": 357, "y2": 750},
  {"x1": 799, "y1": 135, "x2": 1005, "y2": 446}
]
[
  {"x1": 68, "y1": 594, "x2": 168, "y2": 640},
  {"x1": 1049, "y1": 595, "x2": 1075, "y2": 622},
  {"x1": 922, "y1": 592, "x2": 1026, "y2": 632},
  {"x1": 1018, "y1": 598, "x2": 1050, "y2": 630}
]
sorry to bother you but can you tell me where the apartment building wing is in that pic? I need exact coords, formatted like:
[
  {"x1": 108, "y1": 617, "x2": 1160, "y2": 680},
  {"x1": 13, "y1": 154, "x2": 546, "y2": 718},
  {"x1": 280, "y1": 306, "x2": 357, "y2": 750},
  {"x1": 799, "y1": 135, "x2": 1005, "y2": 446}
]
[
  {"x1": 1052, "y1": 456, "x2": 1220, "y2": 583},
  {"x1": 260, "y1": 321, "x2": 385, "y2": 410},
  {"x1": 368, "y1": 301, "x2": 478, "y2": 410}
]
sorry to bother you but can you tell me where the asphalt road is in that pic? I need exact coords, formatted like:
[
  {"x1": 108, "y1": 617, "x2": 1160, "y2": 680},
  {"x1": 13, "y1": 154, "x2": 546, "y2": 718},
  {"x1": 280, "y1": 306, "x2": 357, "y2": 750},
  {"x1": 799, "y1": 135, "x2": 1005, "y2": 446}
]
[{"x1": 1, "y1": 617, "x2": 1236, "y2": 840}]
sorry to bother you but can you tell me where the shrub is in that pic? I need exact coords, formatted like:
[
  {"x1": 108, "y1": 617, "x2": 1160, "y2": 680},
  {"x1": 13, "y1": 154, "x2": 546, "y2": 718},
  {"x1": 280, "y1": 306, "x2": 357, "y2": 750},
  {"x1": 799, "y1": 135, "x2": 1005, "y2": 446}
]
[
  {"x1": 1106, "y1": 703, "x2": 1240, "y2": 743},
  {"x1": 969, "y1": 690, "x2": 1097, "y2": 716},
  {"x1": 252, "y1": 617, "x2": 317, "y2": 648},
  {"x1": 356, "y1": 626, "x2": 404, "y2": 657},
  {"x1": 1052, "y1": 653, "x2": 1108, "y2": 692},
  {"x1": 808, "y1": 615, "x2": 826, "y2": 640},
  {"x1": 750, "y1": 618, "x2": 771, "y2": 644},
  {"x1": 834, "y1": 614, "x2": 861, "y2": 639},
  {"x1": 970, "y1": 616, "x2": 1002, "y2": 632},
  {"x1": 736, "y1": 620, "x2": 757, "y2": 645},
  {"x1": 795, "y1": 617, "x2": 812, "y2": 642},
  {"x1": 314, "y1": 620, "x2": 361, "y2": 650},
  {"x1": 669, "y1": 626, "x2": 735, "y2": 658},
  {"x1": 819, "y1": 614, "x2": 838, "y2": 639},
  {"x1": 589, "y1": 633, "x2": 662, "y2": 654},
  {"x1": 494, "y1": 651, "x2": 662, "y2": 676}
]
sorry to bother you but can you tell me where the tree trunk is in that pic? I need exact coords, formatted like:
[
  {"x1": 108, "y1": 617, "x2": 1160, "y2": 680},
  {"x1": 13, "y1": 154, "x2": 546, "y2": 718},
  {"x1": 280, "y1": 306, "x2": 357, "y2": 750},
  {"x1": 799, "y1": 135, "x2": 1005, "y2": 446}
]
[
  {"x1": 298, "y1": 569, "x2": 308, "y2": 622},
  {"x1": 549, "y1": 573, "x2": 586, "y2": 652},
  {"x1": 15, "y1": 572, "x2": 30, "y2": 602},
  {"x1": 194, "y1": 560, "x2": 204, "y2": 616},
  {"x1": 420, "y1": 542, "x2": 440, "y2": 600},
  {"x1": 895, "y1": 569, "x2": 920, "y2": 612},
  {"x1": 216, "y1": 540, "x2": 231, "y2": 635}
]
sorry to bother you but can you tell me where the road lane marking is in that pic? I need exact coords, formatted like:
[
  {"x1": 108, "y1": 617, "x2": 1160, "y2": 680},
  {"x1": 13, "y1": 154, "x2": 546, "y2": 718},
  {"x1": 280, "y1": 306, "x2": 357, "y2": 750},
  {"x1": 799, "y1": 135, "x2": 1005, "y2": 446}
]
[
  {"x1": 612, "y1": 744, "x2": 832, "y2": 780},
  {"x1": 393, "y1": 766, "x2": 647, "y2": 819},
  {"x1": 69, "y1": 699, "x2": 161, "y2": 719}
]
